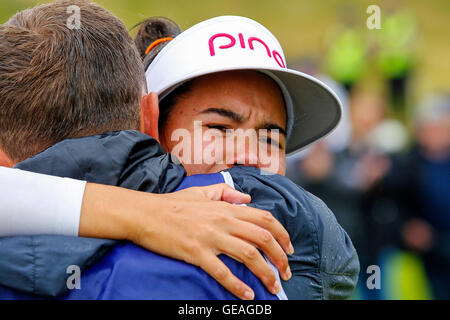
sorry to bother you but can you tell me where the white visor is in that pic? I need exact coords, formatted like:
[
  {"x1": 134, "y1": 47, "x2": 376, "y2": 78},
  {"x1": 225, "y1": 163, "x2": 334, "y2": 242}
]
[{"x1": 145, "y1": 16, "x2": 342, "y2": 156}]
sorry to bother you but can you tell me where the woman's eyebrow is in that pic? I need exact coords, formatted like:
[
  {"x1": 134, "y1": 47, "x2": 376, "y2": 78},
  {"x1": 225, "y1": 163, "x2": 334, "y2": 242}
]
[{"x1": 200, "y1": 108, "x2": 244, "y2": 122}]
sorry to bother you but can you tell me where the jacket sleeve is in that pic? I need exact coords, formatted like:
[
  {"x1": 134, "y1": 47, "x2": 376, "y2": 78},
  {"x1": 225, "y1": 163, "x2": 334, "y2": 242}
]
[
  {"x1": 303, "y1": 192, "x2": 360, "y2": 299},
  {"x1": 0, "y1": 235, "x2": 116, "y2": 296},
  {"x1": 227, "y1": 166, "x2": 360, "y2": 300}
]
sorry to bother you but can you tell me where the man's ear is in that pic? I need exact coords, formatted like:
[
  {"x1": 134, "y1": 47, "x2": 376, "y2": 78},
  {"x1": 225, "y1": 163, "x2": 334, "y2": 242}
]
[
  {"x1": 140, "y1": 92, "x2": 160, "y2": 142},
  {"x1": 0, "y1": 148, "x2": 12, "y2": 168}
]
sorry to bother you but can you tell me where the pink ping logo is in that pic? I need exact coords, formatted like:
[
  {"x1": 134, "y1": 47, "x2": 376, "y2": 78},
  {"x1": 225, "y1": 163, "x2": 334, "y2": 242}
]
[{"x1": 208, "y1": 33, "x2": 286, "y2": 68}]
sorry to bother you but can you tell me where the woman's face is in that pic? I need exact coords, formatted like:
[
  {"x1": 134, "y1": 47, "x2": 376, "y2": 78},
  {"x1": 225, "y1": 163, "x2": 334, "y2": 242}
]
[{"x1": 160, "y1": 70, "x2": 287, "y2": 176}]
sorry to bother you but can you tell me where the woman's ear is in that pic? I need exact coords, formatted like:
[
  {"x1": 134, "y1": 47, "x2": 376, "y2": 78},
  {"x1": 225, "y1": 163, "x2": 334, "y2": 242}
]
[{"x1": 140, "y1": 92, "x2": 160, "y2": 142}]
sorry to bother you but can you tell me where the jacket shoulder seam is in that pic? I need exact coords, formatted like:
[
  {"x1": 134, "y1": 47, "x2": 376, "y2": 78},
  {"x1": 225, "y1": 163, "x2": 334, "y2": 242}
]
[{"x1": 30, "y1": 236, "x2": 37, "y2": 294}]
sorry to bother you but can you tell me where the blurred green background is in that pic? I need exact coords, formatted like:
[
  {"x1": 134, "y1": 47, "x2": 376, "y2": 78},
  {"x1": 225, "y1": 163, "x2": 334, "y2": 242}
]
[{"x1": 1, "y1": 0, "x2": 449, "y2": 101}]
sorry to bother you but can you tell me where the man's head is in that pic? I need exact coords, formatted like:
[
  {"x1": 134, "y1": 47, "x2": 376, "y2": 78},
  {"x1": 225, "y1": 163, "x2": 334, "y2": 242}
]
[
  {"x1": 0, "y1": 0, "x2": 144, "y2": 165},
  {"x1": 414, "y1": 94, "x2": 450, "y2": 159}
]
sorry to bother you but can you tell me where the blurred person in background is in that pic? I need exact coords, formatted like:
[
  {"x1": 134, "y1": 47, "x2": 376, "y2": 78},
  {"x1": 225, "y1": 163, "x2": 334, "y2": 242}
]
[
  {"x1": 286, "y1": 58, "x2": 360, "y2": 253},
  {"x1": 284, "y1": 76, "x2": 382, "y2": 289},
  {"x1": 287, "y1": 57, "x2": 353, "y2": 155},
  {"x1": 322, "y1": 4, "x2": 368, "y2": 94},
  {"x1": 380, "y1": 93, "x2": 450, "y2": 299},
  {"x1": 373, "y1": 1, "x2": 418, "y2": 122},
  {"x1": 287, "y1": 86, "x2": 412, "y2": 299}
]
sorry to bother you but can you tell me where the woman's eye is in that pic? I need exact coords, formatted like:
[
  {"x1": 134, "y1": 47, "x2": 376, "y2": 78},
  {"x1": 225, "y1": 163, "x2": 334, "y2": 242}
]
[
  {"x1": 260, "y1": 136, "x2": 282, "y2": 149},
  {"x1": 206, "y1": 125, "x2": 228, "y2": 132}
]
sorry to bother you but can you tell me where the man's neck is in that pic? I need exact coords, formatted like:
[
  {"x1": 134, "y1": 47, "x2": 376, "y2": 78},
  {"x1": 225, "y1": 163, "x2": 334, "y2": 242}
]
[{"x1": 0, "y1": 150, "x2": 13, "y2": 167}]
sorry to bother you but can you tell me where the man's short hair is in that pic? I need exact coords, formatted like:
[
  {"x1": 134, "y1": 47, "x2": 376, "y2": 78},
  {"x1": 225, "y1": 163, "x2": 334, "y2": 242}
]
[{"x1": 0, "y1": 0, "x2": 144, "y2": 162}]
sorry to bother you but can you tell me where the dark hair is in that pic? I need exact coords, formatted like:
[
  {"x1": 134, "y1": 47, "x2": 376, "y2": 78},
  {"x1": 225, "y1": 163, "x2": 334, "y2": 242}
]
[
  {"x1": 133, "y1": 17, "x2": 192, "y2": 131},
  {"x1": 133, "y1": 17, "x2": 181, "y2": 68},
  {"x1": 0, "y1": 0, "x2": 144, "y2": 162}
]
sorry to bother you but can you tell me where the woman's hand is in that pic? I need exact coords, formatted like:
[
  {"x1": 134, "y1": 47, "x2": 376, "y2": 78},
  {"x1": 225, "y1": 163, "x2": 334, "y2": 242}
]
[{"x1": 79, "y1": 183, "x2": 293, "y2": 300}]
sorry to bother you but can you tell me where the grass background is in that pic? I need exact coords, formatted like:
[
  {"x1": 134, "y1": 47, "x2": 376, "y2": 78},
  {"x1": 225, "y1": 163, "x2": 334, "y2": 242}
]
[{"x1": 1, "y1": 0, "x2": 449, "y2": 103}]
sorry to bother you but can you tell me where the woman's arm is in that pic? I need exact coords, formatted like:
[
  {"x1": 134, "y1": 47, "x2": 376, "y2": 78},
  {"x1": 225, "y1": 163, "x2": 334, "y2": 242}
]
[{"x1": 80, "y1": 182, "x2": 293, "y2": 300}]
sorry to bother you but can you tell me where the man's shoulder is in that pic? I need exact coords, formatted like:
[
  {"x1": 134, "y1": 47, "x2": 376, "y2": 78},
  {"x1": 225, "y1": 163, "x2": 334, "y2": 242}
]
[
  {"x1": 226, "y1": 166, "x2": 331, "y2": 223},
  {"x1": 15, "y1": 130, "x2": 185, "y2": 193},
  {"x1": 226, "y1": 166, "x2": 328, "y2": 263},
  {"x1": 226, "y1": 166, "x2": 360, "y2": 300},
  {"x1": 15, "y1": 130, "x2": 163, "y2": 174}
]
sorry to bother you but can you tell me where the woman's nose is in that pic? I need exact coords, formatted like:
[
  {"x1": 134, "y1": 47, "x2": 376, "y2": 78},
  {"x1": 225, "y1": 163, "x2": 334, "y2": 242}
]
[{"x1": 225, "y1": 135, "x2": 260, "y2": 168}]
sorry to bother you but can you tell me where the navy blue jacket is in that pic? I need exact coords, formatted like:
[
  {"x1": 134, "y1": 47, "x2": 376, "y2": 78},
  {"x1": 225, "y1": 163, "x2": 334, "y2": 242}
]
[{"x1": 0, "y1": 131, "x2": 359, "y2": 299}]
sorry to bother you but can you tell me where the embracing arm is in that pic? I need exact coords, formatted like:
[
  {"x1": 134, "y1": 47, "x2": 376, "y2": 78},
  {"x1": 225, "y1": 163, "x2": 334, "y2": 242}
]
[
  {"x1": 0, "y1": 167, "x2": 292, "y2": 300},
  {"x1": 79, "y1": 182, "x2": 292, "y2": 299}
]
